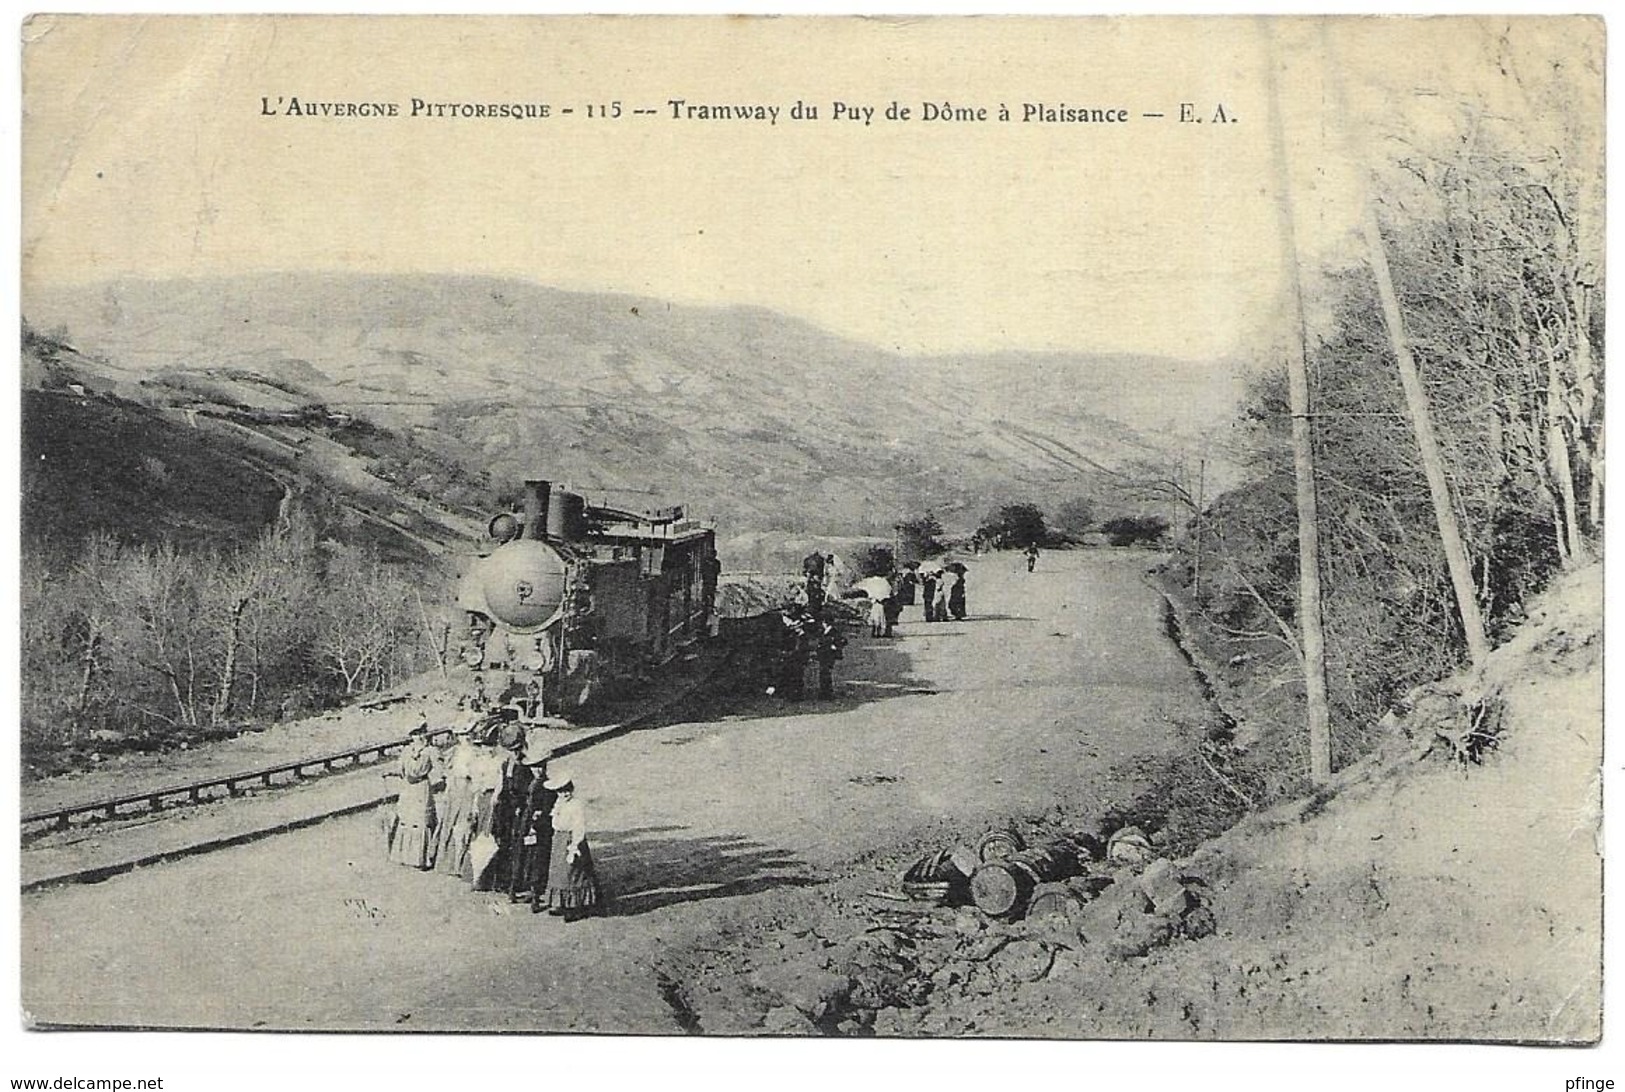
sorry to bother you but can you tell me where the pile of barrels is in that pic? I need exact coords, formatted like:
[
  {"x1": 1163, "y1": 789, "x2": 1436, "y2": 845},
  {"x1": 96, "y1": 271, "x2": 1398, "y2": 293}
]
[
  {"x1": 967, "y1": 828, "x2": 1108, "y2": 920},
  {"x1": 896, "y1": 825, "x2": 1155, "y2": 921}
]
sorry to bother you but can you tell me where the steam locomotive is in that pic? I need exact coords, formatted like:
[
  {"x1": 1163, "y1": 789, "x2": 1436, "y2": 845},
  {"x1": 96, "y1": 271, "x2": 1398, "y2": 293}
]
[{"x1": 454, "y1": 479, "x2": 719, "y2": 722}]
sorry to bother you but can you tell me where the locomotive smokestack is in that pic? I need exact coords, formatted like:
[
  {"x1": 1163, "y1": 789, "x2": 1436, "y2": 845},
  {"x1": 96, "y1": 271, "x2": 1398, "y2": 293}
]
[{"x1": 523, "y1": 480, "x2": 552, "y2": 540}]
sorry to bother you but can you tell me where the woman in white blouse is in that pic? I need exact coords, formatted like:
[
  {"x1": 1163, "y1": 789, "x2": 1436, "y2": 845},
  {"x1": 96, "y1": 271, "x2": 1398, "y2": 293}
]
[{"x1": 539, "y1": 773, "x2": 604, "y2": 918}]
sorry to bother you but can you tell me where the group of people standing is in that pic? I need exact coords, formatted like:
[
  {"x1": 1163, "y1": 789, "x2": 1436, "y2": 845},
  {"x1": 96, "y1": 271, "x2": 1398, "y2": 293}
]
[
  {"x1": 776, "y1": 571, "x2": 847, "y2": 701},
  {"x1": 770, "y1": 552, "x2": 975, "y2": 700},
  {"x1": 899, "y1": 563, "x2": 969, "y2": 625},
  {"x1": 385, "y1": 714, "x2": 603, "y2": 919}
]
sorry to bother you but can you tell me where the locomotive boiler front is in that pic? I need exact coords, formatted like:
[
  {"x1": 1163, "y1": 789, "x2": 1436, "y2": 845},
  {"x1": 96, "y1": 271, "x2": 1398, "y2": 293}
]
[
  {"x1": 474, "y1": 538, "x2": 569, "y2": 633},
  {"x1": 454, "y1": 480, "x2": 582, "y2": 722},
  {"x1": 455, "y1": 478, "x2": 577, "y2": 636}
]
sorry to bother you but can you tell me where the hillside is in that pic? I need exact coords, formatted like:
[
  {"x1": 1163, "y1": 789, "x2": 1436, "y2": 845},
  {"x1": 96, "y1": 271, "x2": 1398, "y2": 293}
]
[
  {"x1": 24, "y1": 273, "x2": 1239, "y2": 544},
  {"x1": 19, "y1": 321, "x2": 482, "y2": 567}
]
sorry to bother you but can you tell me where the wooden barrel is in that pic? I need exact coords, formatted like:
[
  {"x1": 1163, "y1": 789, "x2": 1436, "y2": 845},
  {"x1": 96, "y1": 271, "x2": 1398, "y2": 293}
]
[
  {"x1": 970, "y1": 860, "x2": 1039, "y2": 918},
  {"x1": 977, "y1": 828, "x2": 1027, "y2": 863},
  {"x1": 1026, "y1": 882, "x2": 1083, "y2": 919},
  {"x1": 970, "y1": 842, "x2": 1084, "y2": 918},
  {"x1": 901, "y1": 880, "x2": 953, "y2": 905}
]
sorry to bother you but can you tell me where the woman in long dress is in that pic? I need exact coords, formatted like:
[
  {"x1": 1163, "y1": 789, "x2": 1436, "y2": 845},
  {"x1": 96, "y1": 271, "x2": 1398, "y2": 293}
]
[
  {"x1": 389, "y1": 725, "x2": 439, "y2": 869},
  {"x1": 461, "y1": 721, "x2": 514, "y2": 888},
  {"x1": 432, "y1": 719, "x2": 480, "y2": 877},
  {"x1": 867, "y1": 595, "x2": 886, "y2": 638},
  {"x1": 932, "y1": 577, "x2": 950, "y2": 623},
  {"x1": 898, "y1": 567, "x2": 918, "y2": 609},
  {"x1": 539, "y1": 773, "x2": 603, "y2": 919}
]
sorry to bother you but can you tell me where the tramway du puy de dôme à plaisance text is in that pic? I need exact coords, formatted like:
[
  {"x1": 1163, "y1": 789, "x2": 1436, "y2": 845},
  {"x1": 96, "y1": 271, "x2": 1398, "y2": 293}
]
[{"x1": 259, "y1": 96, "x2": 1232, "y2": 125}]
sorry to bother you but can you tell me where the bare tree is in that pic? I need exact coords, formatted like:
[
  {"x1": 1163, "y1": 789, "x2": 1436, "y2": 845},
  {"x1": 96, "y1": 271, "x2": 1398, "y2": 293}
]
[
  {"x1": 66, "y1": 532, "x2": 122, "y2": 719},
  {"x1": 113, "y1": 543, "x2": 206, "y2": 727},
  {"x1": 316, "y1": 545, "x2": 423, "y2": 694}
]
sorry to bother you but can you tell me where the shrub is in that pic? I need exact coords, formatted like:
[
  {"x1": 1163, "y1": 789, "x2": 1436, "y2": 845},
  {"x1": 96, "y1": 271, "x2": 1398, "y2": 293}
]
[
  {"x1": 1102, "y1": 515, "x2": 1169, "y2": 547},
  {"x1": 1052, "y1": 496, "x2": 1097, "y2": 542},
  {"x1": 854, "y1": 543, "x2": 896, "y2": 578},
  {"x1": 979, "y1": 503, "x2": 1048, "y2": 549},
  {"x1": 896, "y1": 513, "x2": 946, "y2": 560}
]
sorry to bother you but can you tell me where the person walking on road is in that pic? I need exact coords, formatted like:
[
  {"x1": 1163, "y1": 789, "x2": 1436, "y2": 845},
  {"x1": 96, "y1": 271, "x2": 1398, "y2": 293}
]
[
  {"x1": 920, "y1": 568, "x2": 939, "y2": 622},
  {"x1": 773, "y1": 603, "x2": 812, "y2": 701},
  {"x1": 1026, "y1": 543, "x2": 1040, "y2": 573},
  {"x1": 882, "y1": 586, "x2": 902, "y2": 636},
  {"x1": 867, "y1": 594, "x2": 886, "y2": 638},
  {"x1": 948, "y1": 567, "x2": 967, "y2": 621},
  {"x1": 897, "y1": 565, "x2": 918, "y2": 611}
]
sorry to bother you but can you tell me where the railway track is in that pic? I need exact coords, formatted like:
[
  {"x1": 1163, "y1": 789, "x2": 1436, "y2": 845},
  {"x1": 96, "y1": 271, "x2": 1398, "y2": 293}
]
[
  {"x1": 21, "y1": 727, "x2": 456, "y2": 842},
  {"x1": 20, "y1": 645, "x2": 744, "y2": 850}
]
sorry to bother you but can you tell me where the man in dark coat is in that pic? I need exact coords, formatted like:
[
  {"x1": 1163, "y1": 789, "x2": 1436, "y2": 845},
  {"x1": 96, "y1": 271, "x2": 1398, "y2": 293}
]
[
  {"x1": 802, "y1": 552, "x2": 827, "y2": 583},
  {"x1": 882, "y1": 592, "x2": 902, "y2": 636},
  {"x1": 816, "y1": 616, "x2": 846, "y2": 699},
  {"x1": 514, "y1": 751, "x2": 559, "y2": 911},
  {"x1": 802, "y1": 552, "x2": 828, "y2": 613},
  {"x1": 898, "y1": 566, "x2": 918, "y2": 608},
  {"x1": 775, "y1": 604, "x2": 811, "y2": 701}
]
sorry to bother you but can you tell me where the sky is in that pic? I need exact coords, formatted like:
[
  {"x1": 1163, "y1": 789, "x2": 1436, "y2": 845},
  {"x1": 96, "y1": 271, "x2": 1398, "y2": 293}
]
[{"x1": 19, "y1": 16, "x2": 1600, "y2": 362}]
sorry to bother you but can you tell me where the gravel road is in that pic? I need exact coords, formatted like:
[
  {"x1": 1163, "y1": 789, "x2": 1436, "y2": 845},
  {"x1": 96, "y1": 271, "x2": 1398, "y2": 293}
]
[{"x1": 23, "y1": 549, "x2": 1213, "y2": 1031}]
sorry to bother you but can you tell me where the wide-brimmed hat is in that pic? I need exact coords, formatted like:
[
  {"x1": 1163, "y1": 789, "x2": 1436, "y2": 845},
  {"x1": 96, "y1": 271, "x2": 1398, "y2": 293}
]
[
  {"x1": 466, "y1": 712, "x2": 499, "y2": 743},
  {"x1": 542, "y1": 772, "x2": 574, "y2": 792}
]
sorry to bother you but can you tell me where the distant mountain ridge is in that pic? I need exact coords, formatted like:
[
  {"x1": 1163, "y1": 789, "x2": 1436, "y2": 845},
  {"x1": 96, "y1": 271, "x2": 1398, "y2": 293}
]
[{"x1": 24, "y1": 273, "x2": 1244, "y2": 544}]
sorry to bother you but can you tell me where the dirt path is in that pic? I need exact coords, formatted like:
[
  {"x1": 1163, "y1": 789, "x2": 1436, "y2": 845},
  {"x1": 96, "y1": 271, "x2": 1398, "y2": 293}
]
[{"x1": 22, "y1": 549, "x2": 1213, "y2": 1032}]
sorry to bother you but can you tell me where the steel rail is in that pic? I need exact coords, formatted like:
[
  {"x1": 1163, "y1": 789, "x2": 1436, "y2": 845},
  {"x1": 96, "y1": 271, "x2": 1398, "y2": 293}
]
[
  {"x1": 20, "y1": 639, "x2": 745, "y2": 851},
  {"x1": 21, "y1": 728, "x2": 455, "y2": 840}
]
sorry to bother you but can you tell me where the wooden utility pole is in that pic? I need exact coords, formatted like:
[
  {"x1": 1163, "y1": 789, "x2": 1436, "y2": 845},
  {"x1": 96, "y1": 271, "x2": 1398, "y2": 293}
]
[
  {"x1": 1192, "y1": 456, "x2": 1207, "y2": 599},
  {"x1": 1361, "y1": 210, "x2": 1492, "y2": 670},
  {"x1": 1264, "y1": 23, "x2": 1333, "y2": 785},
  {"x1": 1316, "y1": 20, "x2": 1493, "y2": 672}
]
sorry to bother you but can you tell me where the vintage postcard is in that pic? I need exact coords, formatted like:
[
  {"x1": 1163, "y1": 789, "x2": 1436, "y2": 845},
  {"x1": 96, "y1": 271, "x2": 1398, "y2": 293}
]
[{"x1": 13, "y1": 11, "x2": 1606, "y2": 1083}]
